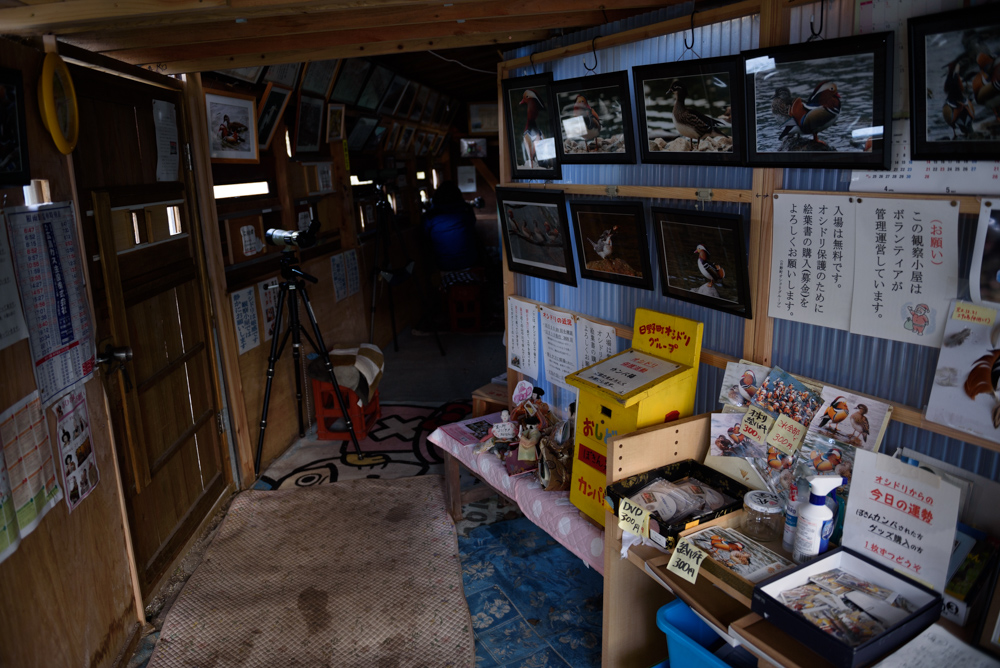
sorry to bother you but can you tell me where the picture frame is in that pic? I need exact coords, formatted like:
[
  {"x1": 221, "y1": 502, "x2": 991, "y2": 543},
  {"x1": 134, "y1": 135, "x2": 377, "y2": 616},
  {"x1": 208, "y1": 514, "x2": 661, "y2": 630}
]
[
  {"x1": 502, "y1": 73, "x2": 562, "y2": 180},
  {"x1": 651, "y1": 207, "x2": 752, "y2": 318},
  {"x1": 909, "y1": 5, "x2": 1000, "y2": 160},
  {"x1": 413, "y1": 132, "x2": 428, "y2": 156},
  {"x1": 468, "y1": 102, "x2": 499, "y2": 135},
  {"x1": 633, "y1": 56, "x2": 744, "y2": 166},
  {"x1": 743, "y1": 32, "x2": 894, "y2": 169},
  {"x1": 421, "y1": 91, "x2": 440, "y2": 124},
  {"x1": 553, "y1": 71, "x2": 636, "y2": 164},
  {"x1": 497, "y1": 187, "x2": 576, "y2": 287},
  {"x1": 0, "y1": 67, "x2": 31, "y2": 186},
  {"x1": 263, "y1": 63, "x2": 302, "y2": 89},
  {"x1": 409, "y1": 85, "x2": 430, "y2": 122},
  {"x1": 214, "y1": 66, "x2": 264, "y2": 85},
  {"x1": 398, "y1": 125, "x2": 416, "y2": 152},
  {"x1": 330, "y1": 59, "x2": 372, "y2": 105},
  {"x1": 459, "y1": 137, "x2": 487, "y2": 158},
  {"x1": 384, "y1": 123, "x2": 401, "y2": 152},
  {"x1": 326, "y1": 103, "x2": 346, "y2": 142},
  {"x1": 378, "y1": 76, "x2": 408, "y2": 116},
  {"x1": 364, "y1": 121, "x2": 390, "y2": 152},
  {"x1": 295, "y1": 94, "x2": 325, "y2": 155},
  {"x1": 257, "y1": 83, "x2": 292, "y2": 151},
  {"x1": 357, "y1": 65, "x2": 394, "y2": 111},
  {"x1": 394, "y1": 80, "x2": 419, "y2": 118},
  {"x1": 300, "y1": 59, "x2": 341, "y2": 99},
  {"x1": 346, "y1": 116, "x2": 378, "y2": 151},
  {"x1": 205, "y1": 89, "x2": 259, "y2": 164},
  {"x1": 570, "y1": 199, "x2": 652, "y2": 290}
]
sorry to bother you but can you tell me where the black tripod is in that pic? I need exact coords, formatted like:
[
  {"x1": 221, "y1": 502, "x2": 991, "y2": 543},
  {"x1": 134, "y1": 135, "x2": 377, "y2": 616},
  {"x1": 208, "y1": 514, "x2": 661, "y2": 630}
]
[{"x1": 254, "y1": 248, "x2": 364, "y2": 475}]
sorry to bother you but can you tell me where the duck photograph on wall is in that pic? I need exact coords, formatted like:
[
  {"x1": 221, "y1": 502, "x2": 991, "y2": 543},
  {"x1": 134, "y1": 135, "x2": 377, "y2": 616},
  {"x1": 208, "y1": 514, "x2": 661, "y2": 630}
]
[
  {"x1": 743, "y1": 32, "x2": 893, "y2": 169},
  {"x1": 294, "y1": 94, "x2": 324, "y2": 154},
  {"x1": 633, "y1": 56, "x2": 744, "y2": 165},
  {"x1": 569, "y1": 200, "x2": 652, "y2": 290},
  {"x1": 651, "y1": 207, "x2": 751, "y2": 318},
  {"x1": 552, "y1": 71, "x2": 636, "y2": 164},
  {"x1": 205, "y1": 89, "x2": 259, "y2": 164},
  {"x1": 497, "y1": 187, "x2": 576, "y2": 287},
  {"x1": 501, "y1": 73, "x2": 562, "y2": 180},
  {"x1": 909, "y1": 5, "x2": 1000, "y2": 160}
]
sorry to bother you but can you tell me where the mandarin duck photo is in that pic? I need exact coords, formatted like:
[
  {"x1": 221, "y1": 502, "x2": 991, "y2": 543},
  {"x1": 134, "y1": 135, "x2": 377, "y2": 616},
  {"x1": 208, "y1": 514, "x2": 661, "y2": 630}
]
[
  {"x1": 964, "y1": 324, "x2": 1000, "y2": 428},
  {"x1": 770, "y1": 87, "x2": 793, "y2": 123},
  {"x1": 519, "y1": 89, "x2": 546, "y2": 168},
  {"x1": 941, "y1": 60, "x2": 976, "y2": 139},
  {"x1": 817, "y1": 396, "x2": 849, "y2": 433},
  {"x1": 570, "y1": 94, "x2": 602, "y2": 150},
  {"x1": 694, "y1": 244, "x2": 725, "y2": 288},
  {"x1": 669, "y1": 81, "x2": 727, "y2": 149},
  {"x1": 780, "y1": 81, "x2": 842, "y2": 144},
  {"x1": 849, "y1": 404, "x2": 870, "y2": 443},
  {"x1": 737, "y1": 369, "x2": 758, "y2": 404},
  {"x1": 973, "y1": 52, "x2": 1000, "y2": 122},
  {"x1": 811, "y1": 447, "x2": 843, "y2": 473}
]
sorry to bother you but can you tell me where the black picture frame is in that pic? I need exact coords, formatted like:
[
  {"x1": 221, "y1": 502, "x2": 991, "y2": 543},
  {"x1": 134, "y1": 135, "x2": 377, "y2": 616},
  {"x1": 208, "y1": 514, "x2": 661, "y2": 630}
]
[
  {"x1": 570, "y1": 199, "x2": 652, "y2": 290},
  {"x1": 633, "y1": 55, "x2": 744, "y2": 166},
  {"x1": 651, "y1": 207, "x2": 752, "y2": 318},
  {"x1": 378, "y1": 76, "x2": 408, "y2": 116},
  {"x1": 497, "y1": 187, "x2": 576, "y2": 287},
  {"x1": 356, "y1": 65, "x2": 394, "y2": 111},
  {"x1": 257, "y1": 83, "x2": 293, "y2": 151},
  {"x1": 909, "y1": 5, "x2": 1000, "y2": 160},
  {"x1": 552, "y1": 71, "x2": 636, "y2": 164},
  {"x1": 743, "y1": 32, "x2": 893, "y2": 169},
  {"x1": 501, "y1": 73, "x2": 562, "y2": 180},
  {"x1": 330, "y1": 59, "x2": 372, "y2": 105},
  {"x1": 0, "y1": 67, "x2": 30, "y2": 186}
]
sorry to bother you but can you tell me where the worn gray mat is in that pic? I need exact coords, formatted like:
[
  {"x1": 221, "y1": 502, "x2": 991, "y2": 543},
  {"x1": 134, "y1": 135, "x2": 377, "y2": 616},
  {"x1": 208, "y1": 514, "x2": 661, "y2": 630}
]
[{"x1": 148, "y1": 476, "x2": 475, "y2": 668}]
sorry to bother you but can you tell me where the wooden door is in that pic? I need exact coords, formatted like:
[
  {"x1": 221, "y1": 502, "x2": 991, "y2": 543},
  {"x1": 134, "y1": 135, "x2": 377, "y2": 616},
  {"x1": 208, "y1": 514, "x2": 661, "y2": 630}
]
[{"x1": 71, "y1": 66, "x2": 230, "y2": 596}]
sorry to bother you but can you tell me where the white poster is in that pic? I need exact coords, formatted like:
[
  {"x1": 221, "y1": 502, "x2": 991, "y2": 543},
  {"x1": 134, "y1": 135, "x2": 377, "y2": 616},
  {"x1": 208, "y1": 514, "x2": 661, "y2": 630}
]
[
  {"x1": 769, "y1": 193, "x2": 855, "y2": 330},
  {"x1": 844, "y1": 449, "x2": 961, "y2": 592},
  {"x1": 575, "y1": 351, "x2": 679, "y2": 397},
  {"x1": 540, "y1": 306, "x2": 577, "y2": 390},
  {"x1": 152, "y1": 99, "x2": 180, "y2": 182},
  {"x1": 297, "y1": 210, "x2": 312, "y2": 233},
  {"x1": 344, "y1": 249, "x2": 361, "y2": 297},
  {"x1": 257, "y1": 278, "x2": 279, "y2": 341},
  {"x1": 317, "y1": 163, "x2": 333, "y2": 193},
  {"x1": 230, "y1": 287, "x2": 260, "y2": 355},
  {"x1": 0, "y1": 391, "x2": 60, "y2": 542},
  {"x1": 457, "y1": 165, "x2": 477, "y2": 193},
  {"x1": 0, "y1": 223, "x2": 27, "y2": 352},
  {"x1": 850, "y1": 198, "x2": 959, "y2": 347},
  {"x1": 577, "y1": 316, "x2": 617, "y2": 370},
  {"x1": 506, "y1": 297, "x2": 539, "y2": 379},
  {"x1": 970, "y1": 202, "x2": 1000, "y2": 307},
  {"x1": 330, "y1": 253, "x2": 347, "y2": 302},
  {"x1": 53, "y1": 388, "x2": 97, "y2": 512},
  {"x1": 6, "y1": 203, "x2": 96, "y2": 406}
]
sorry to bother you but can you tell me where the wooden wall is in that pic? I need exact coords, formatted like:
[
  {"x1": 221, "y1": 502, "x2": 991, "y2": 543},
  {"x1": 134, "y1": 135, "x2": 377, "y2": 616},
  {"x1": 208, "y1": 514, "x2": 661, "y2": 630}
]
[{"x1": 0, "y1": 39, "x2": 141, "y2": 668}]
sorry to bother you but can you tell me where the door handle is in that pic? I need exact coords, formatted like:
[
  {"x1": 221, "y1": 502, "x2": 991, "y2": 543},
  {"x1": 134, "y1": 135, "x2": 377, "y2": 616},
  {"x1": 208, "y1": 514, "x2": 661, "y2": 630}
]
[{"x1": 97, "y1": 344, "x2": 134, "y2": 391}]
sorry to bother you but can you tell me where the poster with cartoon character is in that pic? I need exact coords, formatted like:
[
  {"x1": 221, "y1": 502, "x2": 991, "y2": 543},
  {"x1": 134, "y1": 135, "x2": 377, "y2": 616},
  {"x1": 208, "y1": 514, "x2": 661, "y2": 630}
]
[{"x1": 53, "y1": 388, "x2": 99, "y2": 512}]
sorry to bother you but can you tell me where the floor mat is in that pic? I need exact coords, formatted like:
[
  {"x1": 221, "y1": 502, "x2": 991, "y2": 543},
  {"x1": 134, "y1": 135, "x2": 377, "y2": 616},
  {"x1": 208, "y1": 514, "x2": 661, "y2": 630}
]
[
  {"x1": 148, "y1": 476, "x2": 475, "y2": 668},
  {"x1": 257, "y1": 400, "x2": 472, "y2": 489},
  {"x1": 458, "y1": 517, "x2": 603, "y2": 668}
]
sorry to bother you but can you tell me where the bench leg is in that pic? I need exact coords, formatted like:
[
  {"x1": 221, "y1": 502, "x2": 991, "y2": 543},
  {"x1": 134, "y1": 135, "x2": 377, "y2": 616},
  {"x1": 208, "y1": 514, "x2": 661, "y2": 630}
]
[{"x1": 441, "y1": 449, "x2": 463, "y2": 522}]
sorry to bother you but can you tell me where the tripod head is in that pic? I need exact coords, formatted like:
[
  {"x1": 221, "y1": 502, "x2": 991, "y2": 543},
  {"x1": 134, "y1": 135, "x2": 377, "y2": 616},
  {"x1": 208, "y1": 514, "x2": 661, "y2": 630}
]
[{"x1": 278, "y1": 247, "x2": 318, "y2": 284}]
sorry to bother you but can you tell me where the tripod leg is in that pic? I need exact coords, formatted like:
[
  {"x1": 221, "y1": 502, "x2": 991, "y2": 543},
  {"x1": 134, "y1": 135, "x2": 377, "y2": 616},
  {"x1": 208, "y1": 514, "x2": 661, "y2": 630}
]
[
  {"x1": 286, "y1": 285, "x2": 306, "y2": 438},
  {"x1": 386, "y1": 281, "x2": 399, "y2": 353},
  {"x1": 254, "y1": 285, "x2": 289, "y2": 476},
  {"x1": 298, "y1": 288, "x2": 365, "y2": 459}
]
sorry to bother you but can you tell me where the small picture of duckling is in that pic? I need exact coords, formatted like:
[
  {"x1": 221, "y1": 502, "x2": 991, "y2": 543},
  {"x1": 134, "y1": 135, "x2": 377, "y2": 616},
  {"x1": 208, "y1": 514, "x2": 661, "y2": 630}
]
[{"x1": 571, "y1": 201, "x2": 652, "y2": 288}]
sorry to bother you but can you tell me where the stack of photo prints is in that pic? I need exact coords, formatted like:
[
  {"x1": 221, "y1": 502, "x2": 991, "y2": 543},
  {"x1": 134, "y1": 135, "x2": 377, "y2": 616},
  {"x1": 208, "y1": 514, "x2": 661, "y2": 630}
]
[
  {"x1": 688, "y1": 525, "x2": 795, "y2": 583},
  {"x1": 628, "y1": 475, "x2": 736, "y2": 526}
]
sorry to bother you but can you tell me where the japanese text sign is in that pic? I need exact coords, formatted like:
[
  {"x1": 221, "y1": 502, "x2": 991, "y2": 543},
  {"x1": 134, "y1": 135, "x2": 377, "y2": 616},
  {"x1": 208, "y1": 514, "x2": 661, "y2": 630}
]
[
  {"x1": 667, "y1": 538, "x2": 707, "y2": 584},
  {"x1": 618, "y1": 497, "x2": 649, "y2": 539},
  {"x1": 766, "y1": 414, "x2": 807, "y2": 456},
  {"x1": 740, "y1": 406, "x2": 775, "y2": 444}
]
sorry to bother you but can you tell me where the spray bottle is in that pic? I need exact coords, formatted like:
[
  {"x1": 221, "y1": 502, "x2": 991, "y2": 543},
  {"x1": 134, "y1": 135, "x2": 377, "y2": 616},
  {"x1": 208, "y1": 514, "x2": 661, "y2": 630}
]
[
  {"x1": 781, "y1": 479, "x2": 800, "y2": 552},
  {"x1": 792, "y1": 476, "x2": 845, "y2": 564}
]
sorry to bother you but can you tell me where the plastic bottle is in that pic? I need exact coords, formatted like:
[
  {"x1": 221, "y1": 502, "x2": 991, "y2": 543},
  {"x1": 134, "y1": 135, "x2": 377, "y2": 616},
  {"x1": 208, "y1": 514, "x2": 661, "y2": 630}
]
[
  {"x1": 781, "y1": 480, "x2": 799, "y2": 552},
  {"x1": 792, "y1": 476, "x2": 845, "y2": 564}
]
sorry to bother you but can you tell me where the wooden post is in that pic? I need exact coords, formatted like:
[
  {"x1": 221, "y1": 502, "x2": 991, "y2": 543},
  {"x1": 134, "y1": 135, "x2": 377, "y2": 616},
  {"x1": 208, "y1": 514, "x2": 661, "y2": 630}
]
[{"x1": 498, "y1": 62, "x2": 520, "y2": 406}]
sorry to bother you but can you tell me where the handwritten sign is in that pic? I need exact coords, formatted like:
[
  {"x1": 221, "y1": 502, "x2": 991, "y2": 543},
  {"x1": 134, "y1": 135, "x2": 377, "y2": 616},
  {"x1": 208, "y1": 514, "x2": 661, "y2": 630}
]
[
  {"x1": 540, "y1": 306, "x2": 577, "y2": 390},
  {"x1": 507, "y1": 297, "x2": 539, "y2": 379},
  {"x1": 953, "y1": 302, "x2": 996, "y2": 325},
  {"x1": 766, "y1": 414, "x2": 807, "y2": 456},
  {"x1": 740, "y1": 406, "x2": 774, "y2": 444},
  {"x1": 618, "y1": 497, "x2": 649, "y2": 538},
  {"x1": 574, "y1": 350, "x2": 679, "y2": 397},
  {"x1": 577, "y1": 316, "x2": 617, "y2": 369},
  {"x1": 667, "y1": 538, "x2": 707, "y2": 584}
]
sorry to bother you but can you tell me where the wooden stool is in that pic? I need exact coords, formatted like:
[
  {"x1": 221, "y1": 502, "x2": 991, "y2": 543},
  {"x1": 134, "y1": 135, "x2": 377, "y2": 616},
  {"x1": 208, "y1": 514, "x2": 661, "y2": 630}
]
[{"x1": 472, "y1": 382, "x2": 508, "y2": 417}]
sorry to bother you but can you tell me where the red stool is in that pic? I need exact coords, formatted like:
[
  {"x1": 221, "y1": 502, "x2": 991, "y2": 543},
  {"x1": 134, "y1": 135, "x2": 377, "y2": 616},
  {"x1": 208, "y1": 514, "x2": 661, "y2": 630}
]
[
  {"x1": 448, "y1": 283, "x2": 482, "y2": 333},
  {"x1": 310, "y1": 377, "x2": 381, "y2": 441}
]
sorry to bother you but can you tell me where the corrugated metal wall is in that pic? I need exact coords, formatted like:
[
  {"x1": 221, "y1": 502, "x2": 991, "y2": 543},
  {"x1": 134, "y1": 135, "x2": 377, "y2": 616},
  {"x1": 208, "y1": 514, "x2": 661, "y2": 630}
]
[{"x1": 503, "y1": 0, "x2": 1000, "y2": 480}]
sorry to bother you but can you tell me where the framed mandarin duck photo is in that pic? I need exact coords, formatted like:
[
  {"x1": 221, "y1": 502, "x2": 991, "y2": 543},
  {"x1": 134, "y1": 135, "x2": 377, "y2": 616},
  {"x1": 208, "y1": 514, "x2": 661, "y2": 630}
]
[
  {"x1": 552, "y1": 71, "x2": 636, "y2": 164},
  {"x1": 497, "y1": 187, "x2": 576, "y2": 287},
  {"x1": 204, "y1": 89, "x2": 259, "y2": 164},
  {"x1": 633, "y1": 55, "x2": 745, "y2": 166},
  {"x1": 569, "y1": 199, "x2": 652, "y2": 290},
  {"x1": 501, "y1": 73, "x2": 562, "y2": 180},
  {"x1": 742, "y1": 33, "x2": 893, "y2": 169},
  {"x1": 909, "y1": 5, "x2": 1000, "y2": 160}
]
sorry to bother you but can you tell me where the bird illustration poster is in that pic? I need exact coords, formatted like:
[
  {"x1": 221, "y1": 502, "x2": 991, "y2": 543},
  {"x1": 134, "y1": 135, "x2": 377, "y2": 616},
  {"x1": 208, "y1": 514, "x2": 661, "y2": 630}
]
[
  {"x1": 926, "y1": 300, "x2": 1000, "y2": 444},
  {"x1": 849, "y1": 197, "x2": 959, "y2": 348},
  {"x1": 768, "y1": 192, "x2": 856, "y2": 331},
  {"x1": 501, "y1": 73, "x2": 561, "y2": 180},
  {"x1": 497, "y1": 188, "x2": 576, "y2": 287},
  {"x1": 552, "y1": 71, "x2": 636, "y2": 164},
  {"x1": 719, "y1": 360, "x2": 772, "y2": 409},
  {"x1": 971, "y1": 201, "x2": 1000, "y2": 307},
  {"x1": 570, "y1": 200, "x2": 652, "y2": 290},
  {"x1": 710, "y1": 412, "x2": 766, "y2": 459},
  {"x1": 688, "y1": 525, "x2": 794, "y2": 583},
  {"x1": 808, "y1": 387, "x2": 891, "y2": 452},
  {"x1": 204, "y1": 90, "x2": 258, "y2": 164},
  {"x1": 751, "y1": 367, "x2": 823, "y2": 427}
]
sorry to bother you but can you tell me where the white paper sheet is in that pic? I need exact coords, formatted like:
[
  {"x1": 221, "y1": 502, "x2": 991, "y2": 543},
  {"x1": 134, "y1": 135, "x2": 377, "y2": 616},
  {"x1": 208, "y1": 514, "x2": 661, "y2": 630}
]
[
  {"x1": 152, "y1": 100, "x2": 180, "y2": 182},
  {"x1": 230, "y1": 287, "x2": 260, "y2": 354},
  {"x1": 576, "y1": 316, "x2": 617, "y2": 370},
  {"x1": 297, "y1": 210, "x2": 312, "y2": 232},
  {"x1": 344, "y1": 249, "x2": 361, "y2": 297},
  {"x1": 769, "y1": 193, "x2": 855, "y2": 331},
  {"x1": 873, "y1": 624, "x2": 999, "y2": 668},
  {"x1": 539, "y1": 306, "x2": 577, "y2": 390},
  {"x1": 53, "y1": 388, "x2": 97, "y2": 512},
  {"x1": 257, "y1": 278, "x2": 279, "y2": 342},
  {"x1": 457, "y1": 165, "x2": 477, "y2": 193},
  {"x1": 6, "y1": 203, "x2": 96, "y2": 406},
  {"x1": 506, "y1": 297, "x2": 539, "y2": 379},
  {"x1": 850, "y1": 198, "x2": 959, "y2": 347},
  {"x1": 0, "y1": 220, "x2": 27, "y2": 352},
  {"x1": 330, "y1": 253, "x2": 347, "y2": 302},
  {"x1": 970, "y1": 202, "x2": 1000, "y2": 307}
]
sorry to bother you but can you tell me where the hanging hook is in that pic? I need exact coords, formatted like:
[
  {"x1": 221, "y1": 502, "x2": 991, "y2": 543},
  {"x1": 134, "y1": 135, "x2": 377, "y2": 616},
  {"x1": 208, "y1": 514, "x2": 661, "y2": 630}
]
[
  {"x1": 681, "y1": 9, "x2": 700, "y2": 60},
  {"x1": 808, "y1": 0, "x2": 825, "y2": 41},
  {"x1": 529, "y1": 52, "x2": 537, "y2": 76},
  {"x1": 583, "y1": 37, "x2": 599, "y2": 74}
]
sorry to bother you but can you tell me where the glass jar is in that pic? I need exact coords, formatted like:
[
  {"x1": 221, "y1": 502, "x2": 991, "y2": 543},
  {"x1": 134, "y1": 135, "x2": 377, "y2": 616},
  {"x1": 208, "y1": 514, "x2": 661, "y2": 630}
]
[{"x1": 742, "y1": 490, "x2": 783, "y2": 542}]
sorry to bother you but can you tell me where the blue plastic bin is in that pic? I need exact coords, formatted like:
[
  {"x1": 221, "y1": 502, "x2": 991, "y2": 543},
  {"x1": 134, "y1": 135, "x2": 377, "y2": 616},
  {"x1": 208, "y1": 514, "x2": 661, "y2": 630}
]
[{"x1": 656, "y1": 599, "x2": 729, "y2": 668}]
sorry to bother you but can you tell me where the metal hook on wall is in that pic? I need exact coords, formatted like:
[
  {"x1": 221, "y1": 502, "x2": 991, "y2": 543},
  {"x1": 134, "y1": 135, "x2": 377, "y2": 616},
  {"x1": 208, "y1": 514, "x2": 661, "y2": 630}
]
[
  {"x1": 529, "y1": 52, "x2": 537, "y2": 75},
  {"x1": 583, "y1": 37, "x2": 599, "y2": 74},
  {"x1": 808, "y1": 0, "x2": 825, "y2": 41},
  {"x1": 681, "y1": 9, "x2": 701, "y2": 60}
]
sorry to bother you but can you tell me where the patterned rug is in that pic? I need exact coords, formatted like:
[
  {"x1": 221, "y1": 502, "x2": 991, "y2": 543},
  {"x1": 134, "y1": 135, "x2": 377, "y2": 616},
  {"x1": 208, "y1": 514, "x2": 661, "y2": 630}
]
[
  {"x1": 147, "y1": 477, "x2": 475, "y2": 668},
  {"x1": 458, "y1": 517, "x2": 603, "y2": 668},
  {"x1": 257, "y1": 400, "x2": 472, "y2": 489}
]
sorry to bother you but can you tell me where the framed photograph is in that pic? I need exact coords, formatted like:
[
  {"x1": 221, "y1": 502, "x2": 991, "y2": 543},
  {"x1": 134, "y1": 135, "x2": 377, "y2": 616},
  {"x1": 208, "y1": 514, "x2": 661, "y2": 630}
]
[
  {"x1": 0, "y1": 67, "x2": 31, "y2": 186},
  {"x1": 409, "y1": 85, "x2": 430, "y2": 122},
  {"x1": 384, "y1": 123, "x2": 401, "y2": 152},
  {"x1": 257, "y1": 83, "x2": 292, "y2": 151},
  {"x1": 553, "y1": 71, "x2": 636, "y2": 164},
  {"x1": 460, "y1": 137, "x2": 487, "y2": 158},
  {"x1": 502, "y1": 73, "x2": 561, "y2": 180},
  {"x1": 421, "y1": 90, "x2": 440, "y2": 124},
  {"x1": 497, "y1": 187, "x2": 576, "y2": 287},
  {"x1": 378, "y1": 76, "x2": 408, "y2": 116},
  {"x1": 301, "y1": 59, "x2": 341, "y2": 99},
  {"x1": 413, "y1": 132, "x2": 428, "y2": 156},
  {"x1": 398, "y1": 125, "x2": 415, "y2": 152},
  {"x1": 205, "y1": 89, "x2": 259, "y2": 164},
  {"x1": 263, "y1": 63, "x2": 302, "y2": 89},
  {"x1": 468, "y1": 102, "x2": 499, "y2": 135},
  {"x1": 633, "y1": 56, "x2": 744, "y2": 165},
  {"x1": 364, "y1": 121, "x2": 390, "y2": 152},
  {"x1": 651, "y1": 207, "x2": 751, "y2": 318},
  {"x1": 909, "y1": 5, "x2": 1000, "y2": 160},
  {"x1": 214, "y1": 66, "x2": 264, "y2": 85},
  {"x1": 330, "y1": 59, "x2": 372, "y2": 105},
  {"x1": 346, "y1": 116, "x2": 378, "y2": 151},
  {"x1": 744, "y1": 32, "x2": 893, "y2": 169},
  {"x1": 357, "y1": 65, "x2": 394, "y2": 111},
  {"x1": 326, "y1": 103, "x2": 346, "y2": 142},
  {"x1": 295, "y1": 94, "x2": 325, "y2": 154},
  {"x1": 394, "y1": 80, "x2": 419, "y2": 118},
  {"x1": 570, "y1": 200, "x2": 652, "y2": 290}
]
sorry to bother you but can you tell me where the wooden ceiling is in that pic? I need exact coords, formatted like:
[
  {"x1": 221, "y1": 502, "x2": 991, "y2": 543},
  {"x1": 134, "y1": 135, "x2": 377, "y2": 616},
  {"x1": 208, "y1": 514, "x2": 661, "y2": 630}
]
[{"x1": 0, "y1": 0, "x2": 683, "y2": 82}]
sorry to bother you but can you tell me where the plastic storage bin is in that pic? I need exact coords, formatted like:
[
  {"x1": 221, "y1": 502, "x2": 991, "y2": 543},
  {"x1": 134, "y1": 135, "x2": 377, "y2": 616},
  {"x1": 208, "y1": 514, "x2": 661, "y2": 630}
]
[{"x1": 656, "y1": 599, "x2": 729, "y2": 668}]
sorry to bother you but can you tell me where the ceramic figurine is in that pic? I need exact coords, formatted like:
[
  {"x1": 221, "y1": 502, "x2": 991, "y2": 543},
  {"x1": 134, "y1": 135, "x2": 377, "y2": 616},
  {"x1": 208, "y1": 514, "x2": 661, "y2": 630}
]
[{"x1": 490, "y1": 410, "x2": 519, "y2": 442}]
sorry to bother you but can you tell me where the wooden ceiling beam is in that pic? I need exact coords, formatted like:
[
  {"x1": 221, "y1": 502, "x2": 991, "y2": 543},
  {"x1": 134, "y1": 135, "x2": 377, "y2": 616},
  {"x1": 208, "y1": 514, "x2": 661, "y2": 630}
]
[
  {"x1": 113, "y1": 12, "x2": 606, "y2": 66},
  {"x1": 61, "y1": 0, "x2": 668, "y2": 54},
  {"x1": 143, "y1": 28, "x2": 553, "y2": 75}
]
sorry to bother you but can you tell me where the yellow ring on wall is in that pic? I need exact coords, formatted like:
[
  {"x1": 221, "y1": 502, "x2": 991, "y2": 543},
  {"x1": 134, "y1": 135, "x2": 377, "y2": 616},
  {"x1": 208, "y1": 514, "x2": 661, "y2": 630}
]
[{"x1": 37, "y1": 52, "x2": 79, "y2": 155}]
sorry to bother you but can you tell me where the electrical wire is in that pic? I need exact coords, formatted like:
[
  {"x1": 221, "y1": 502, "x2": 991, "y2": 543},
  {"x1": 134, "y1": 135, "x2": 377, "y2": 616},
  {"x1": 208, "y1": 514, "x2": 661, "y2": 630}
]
[{"x1": 426, "y1": 50, "x2": 496, "y2": 74}]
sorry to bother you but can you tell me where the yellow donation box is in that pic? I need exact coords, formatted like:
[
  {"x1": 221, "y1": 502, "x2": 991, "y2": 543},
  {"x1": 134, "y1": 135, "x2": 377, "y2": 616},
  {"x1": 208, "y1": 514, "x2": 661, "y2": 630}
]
[{"x1": 565, "y1": 309, "x2": 703, "y2": 526}]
